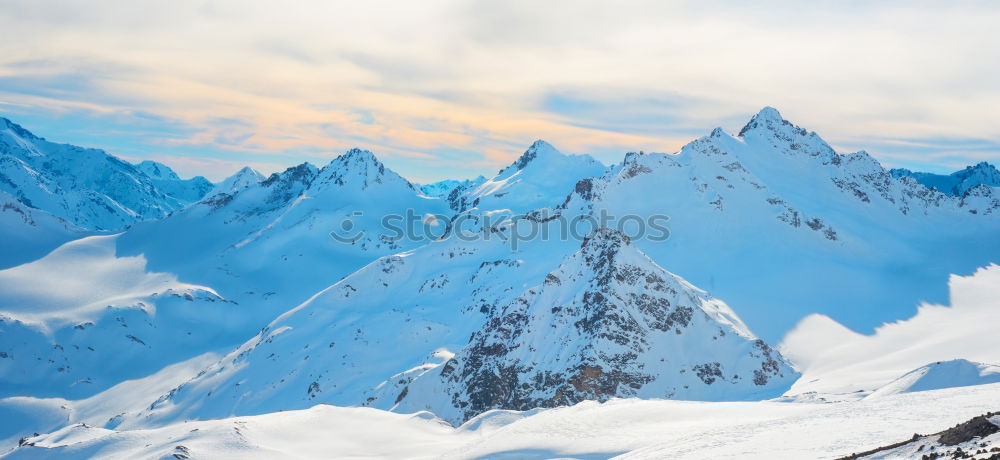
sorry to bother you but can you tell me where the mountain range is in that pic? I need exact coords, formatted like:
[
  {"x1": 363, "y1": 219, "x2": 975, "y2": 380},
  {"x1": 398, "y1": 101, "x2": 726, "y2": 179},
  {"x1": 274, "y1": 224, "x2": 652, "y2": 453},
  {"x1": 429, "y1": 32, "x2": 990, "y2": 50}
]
[
  {"x1": 1, "y1": 109, "x2": 999, "y2": 457},
  {"x1": 891, "y1": 161, "x2": 1000, "y2": 196}
]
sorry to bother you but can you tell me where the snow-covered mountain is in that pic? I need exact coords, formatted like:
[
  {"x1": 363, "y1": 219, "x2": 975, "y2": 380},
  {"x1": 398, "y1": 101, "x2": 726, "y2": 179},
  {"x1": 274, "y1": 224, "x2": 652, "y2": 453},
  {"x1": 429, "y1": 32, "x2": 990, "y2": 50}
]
[
  {"x1": 385, "y1": 228, "x2": 795, "y2": 424},
  {"x1": 419, "y1": 176, "x2": 485, "y2": 198},
  {"x1": 134, "y1": 160, "x2": 214, "y2": 205},
  {"x1": 891, "y1": 161, "x2": 1000, "y2": 196},
  {"x1": 2, "y1": 107, "x2": 999, "y2": 456},
  {"x1": 446, "y1": 140, "x2": 606, "y2": 213},
  {"x1": 0, "y1": 235, "x2": 239, "y2": 399},
  {"x1": 0, "y1": 117, "x2": 187, "y2": 230},
  {"x1": 104, "y1": 222, "x2": 793, "y2": 428},
  {"x1": 0, "y1": 147, "x2": 450, "y2": 400},
  {"x1": 866, "y1": 359, "x2": 1000, "y2": 399},
  {"x1": 556, "y1": 107, "x2": 1000, "y2": 339},
  {"x1": 203, "y1": 166, "x2": 264, "y2": 200}
]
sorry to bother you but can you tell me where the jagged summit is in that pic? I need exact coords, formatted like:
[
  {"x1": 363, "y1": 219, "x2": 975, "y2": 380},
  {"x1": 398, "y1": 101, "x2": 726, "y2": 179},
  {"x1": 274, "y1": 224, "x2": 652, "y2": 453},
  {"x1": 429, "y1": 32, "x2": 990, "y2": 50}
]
[
  {"x1": 891, "y1": 161, "x2": 1000, "y2": 196},
  {"x1": 738, "y1": 106, "x2": 795, "y2": 137},
  {"x1": 500, "y1": 139, "x2": 562, "y2": 175},
  {"x1": 340, "y1": 147, "x2": 382, "y2": 164},
  {"x1": 311, "y1": 148, "x2": 414, "y2": 191},
  {"x1": 579, "y1": 227, "x2": 632, "y2": 272},
  {"x1": 0, "y1": 116, "x2": 42, "y2": 141},
  {"x1": 262, "y1": 162, "x2": 318, "y2": 187}
]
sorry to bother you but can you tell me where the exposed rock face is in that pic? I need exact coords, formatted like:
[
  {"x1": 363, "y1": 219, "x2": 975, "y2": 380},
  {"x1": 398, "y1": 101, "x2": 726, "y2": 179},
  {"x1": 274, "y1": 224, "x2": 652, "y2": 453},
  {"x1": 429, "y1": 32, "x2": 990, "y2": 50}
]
[{"x1": 395, "y1": 228, "x2": 797, "y2": 423}]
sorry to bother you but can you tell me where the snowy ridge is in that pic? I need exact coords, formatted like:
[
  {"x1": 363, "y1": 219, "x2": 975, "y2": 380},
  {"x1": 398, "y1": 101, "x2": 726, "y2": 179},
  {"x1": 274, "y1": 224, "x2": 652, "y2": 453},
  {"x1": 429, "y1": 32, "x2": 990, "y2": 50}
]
[
  {"x1": 135, "y1": 161, "x2": 214, "y2": 205},
  {"x1": 0, "y1": 118, "x2": 187, "y2": 230},
  {"x1": 892, "y1": 161, "x2": 1000, "y2": 196},
  {"x1": 420, "y1": 176, "x2": 486, "y2": 198},
  {"x1": 866, "y1": 359, "x2": 1000, "y2": 399},
  {"x1": 555, "y1": 107, "x2": 1000, "y2": 338}
]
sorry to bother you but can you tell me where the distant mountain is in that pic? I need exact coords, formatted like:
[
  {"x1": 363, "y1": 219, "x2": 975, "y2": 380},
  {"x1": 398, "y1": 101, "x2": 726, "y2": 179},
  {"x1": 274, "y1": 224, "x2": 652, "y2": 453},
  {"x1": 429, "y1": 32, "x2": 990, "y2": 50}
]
[
  {"x1": 135, "y1": 160, "x2": 214, "y2": 205},
  {"x1": 556, "y1": 107, "x2": 1000, "y2": 337},
  {"x1": 3, "y1": 107, "x2": 1000, "y2": 438},
  {"x1": 866, "y1": 359, "x2": 1000, "y2": 399},
  {"x1": 446, "y1": 140, "x2": 606, "y2": 213},
  {"x1": 203, "y1": 166, "x2": 264, "y2": 200},
  {"x1": 0, "y1": 117, "x2": 187, "y2": 230},
  {"x1": 891, "y1": 161, "x2": 1000, "y2": 196},
  {"x1": 418, "y1": 176, "x2": 485, "y2": 198}
]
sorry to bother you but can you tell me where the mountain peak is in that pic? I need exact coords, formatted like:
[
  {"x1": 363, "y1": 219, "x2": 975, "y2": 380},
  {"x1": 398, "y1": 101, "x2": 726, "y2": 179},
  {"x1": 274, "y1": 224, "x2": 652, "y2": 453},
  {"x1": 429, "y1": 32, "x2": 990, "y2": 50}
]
[
  {"x1": 341, "y1": 147, "x2": 380, "y2": 163},
  {"x1": 311, "y1": 148, "x2": 415, "y2": 192},
  {"x1": 136, "y1": 160, "x2": 180, "y2": 180},
  {"x1": 507, "y1": 139, "x2": 560, "y2": 172},
  {"x1": 963, "y1": 161, "x2": 997, "y2": 174},
  {"x1": 581, "y1": 227, "x2": 631, "y2": 251},
  {"x1": 738, "y1": 106, "x2": 792, "y2": 137},
  {"x1": 235, "y1": 166, "x2": 263, "y2": 177},
  {"x1": 0, "y1": 116, "x2": 41, "y2": 141}
]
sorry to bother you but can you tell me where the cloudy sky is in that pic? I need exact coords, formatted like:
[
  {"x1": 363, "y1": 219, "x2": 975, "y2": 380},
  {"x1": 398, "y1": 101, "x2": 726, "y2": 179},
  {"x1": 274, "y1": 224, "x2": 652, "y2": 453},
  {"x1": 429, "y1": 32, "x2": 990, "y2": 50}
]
[{"x1": 1, "y1": 0, "x2": 998, "y2": 182}]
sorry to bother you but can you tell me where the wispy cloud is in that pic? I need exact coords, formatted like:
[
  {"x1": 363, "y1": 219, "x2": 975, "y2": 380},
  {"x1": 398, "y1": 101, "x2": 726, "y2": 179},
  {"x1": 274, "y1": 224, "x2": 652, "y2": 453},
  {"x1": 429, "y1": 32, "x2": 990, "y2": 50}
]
[{"x1": 0, "y1": 0, "x2": 997, "y2": 181}]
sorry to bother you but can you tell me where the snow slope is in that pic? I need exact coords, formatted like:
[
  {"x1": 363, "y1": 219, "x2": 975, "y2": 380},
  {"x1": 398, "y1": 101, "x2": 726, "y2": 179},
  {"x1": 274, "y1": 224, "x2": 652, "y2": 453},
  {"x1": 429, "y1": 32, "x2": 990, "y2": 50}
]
[
  {"x1": 0, "y1": 117, "x2": 186, "y2": 230},
  {"x1": 0, "y1": 190, "x2": 84, "y2": 269},
  {"x1": 0, "y1": 235, "x2": 241, "y2": 399},
  {"x1": 866, "y1": 360, "x2": 1000, "y2": 399},
  {"x1": 115, "y1": 148, "x2": 450, "y2": 327},
  {"x1": 6, "y1": 383, "x2": 1000, "y2": 459},
  {"x1": 781, "y1": 264, "x2": 1000, "y2": 397}
]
